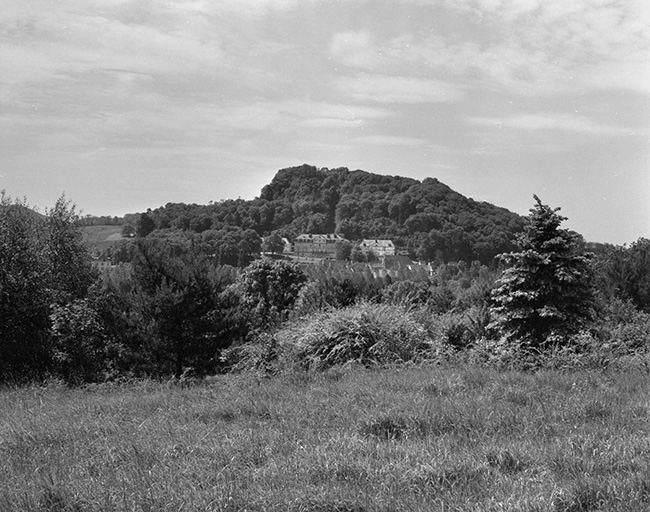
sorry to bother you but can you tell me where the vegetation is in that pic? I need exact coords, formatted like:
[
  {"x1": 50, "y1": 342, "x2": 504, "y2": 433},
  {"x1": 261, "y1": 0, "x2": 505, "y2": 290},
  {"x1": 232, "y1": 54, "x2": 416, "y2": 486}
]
[
  {"x1": 2, "y1": 366, "x2": 650, "y2": 511},
  {"x1": 2, "y1": 182, "x2": 650, "y2": 384},
  {"x1": 0, "y1": 192, "x2": 96, "y2": 382},
  {"x1": 3, "y1": 173, "x2": 650, "y2": 508},
  {"x1": 99, "y1": 164, "x2": 525, "y2": 266},
  {"x1": 490, "y1": 196, "x2": 596, "y2": 349},
  {"x1": 278, "y1": 302, "x2": 435, "y2": 369}
]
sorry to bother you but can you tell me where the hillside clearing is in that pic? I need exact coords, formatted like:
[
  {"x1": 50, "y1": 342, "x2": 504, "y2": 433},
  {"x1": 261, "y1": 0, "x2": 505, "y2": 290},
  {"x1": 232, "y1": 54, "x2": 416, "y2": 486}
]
[{"x1": 81, "y1": 225, "x2": 128, "y2": 251}]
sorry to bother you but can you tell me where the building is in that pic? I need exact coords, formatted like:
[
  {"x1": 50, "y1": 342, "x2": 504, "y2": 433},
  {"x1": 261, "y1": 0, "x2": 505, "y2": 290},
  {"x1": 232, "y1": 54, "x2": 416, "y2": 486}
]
[
  {"x1": 91, "y1": 259, "x2": 115, "y2": 272},
  {"x1": 359, "y1": 239, "x2": 395, "y2": 257},
  {"x1": 293, "y1": 233, "x2": 346, "y2": 259}
]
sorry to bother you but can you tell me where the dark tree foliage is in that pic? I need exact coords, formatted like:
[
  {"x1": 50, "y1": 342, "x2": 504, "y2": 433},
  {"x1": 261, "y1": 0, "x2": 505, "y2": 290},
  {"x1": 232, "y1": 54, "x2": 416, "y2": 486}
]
[
  {"x1": 594, "y1": 238, "x2": 650, "y2": 313},
  {"x1": 124, "y1": 240, "x2": 237, "y2": 377},
  {"x1": 195, "y1": 227, "x2": 261, "y2": 266},
  {"x1": 0, "y1": 192, "x2": 96, "y2": 382},
  {"x1": 134, "y1": 165, "x2": 524, "y2": 265},
  {"x1": 136, "y1": 210, "x2": 156, "y2": 237},
  {"x1": 0, "y1": 195, "x2": 51, "y2": 380},
  {"x1": 50, "y1": 299, "x2": 110, "y2": 385},
  {"x1": 238, "y1": 258, "x2": 308, "y2": 328},
  {"x1": 490, "y1": 196, "x2": 596, "y2": 348},
  {"x1": 262, "y1": 232, "x2": 285, "y2": 254},
  {"x1": 77, "y1": 215, "x2": 123, "y2": 226},
  {"x1": 44, "y1": 195, "x2": 96, "y2": 304}
]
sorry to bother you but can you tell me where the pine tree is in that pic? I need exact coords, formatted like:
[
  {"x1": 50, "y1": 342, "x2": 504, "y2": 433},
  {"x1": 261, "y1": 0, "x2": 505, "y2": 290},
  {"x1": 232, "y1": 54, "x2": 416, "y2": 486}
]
[{"x1": 489, "y1": 196, "x2": 596, "y2": 348}]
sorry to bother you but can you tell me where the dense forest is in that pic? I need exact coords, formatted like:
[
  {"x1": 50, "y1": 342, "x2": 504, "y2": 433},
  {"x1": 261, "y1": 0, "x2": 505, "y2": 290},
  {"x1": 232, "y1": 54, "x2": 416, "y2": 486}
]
[
  {"x1": 1, "y1": 167, "x2": 649, "y2": 385},
  {"x1": 113, "y1": 165, "x2": 527, "y2": 266}
]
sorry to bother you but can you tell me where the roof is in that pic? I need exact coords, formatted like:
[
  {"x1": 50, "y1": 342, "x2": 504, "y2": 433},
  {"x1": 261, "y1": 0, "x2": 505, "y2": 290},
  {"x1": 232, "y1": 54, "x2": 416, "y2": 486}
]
[
  {"x1": 360, "y1": 239, "x2": 394, "y2": 247},
  {"x1": 295, "y1": 233, "x2": 346, "y2": 242}
]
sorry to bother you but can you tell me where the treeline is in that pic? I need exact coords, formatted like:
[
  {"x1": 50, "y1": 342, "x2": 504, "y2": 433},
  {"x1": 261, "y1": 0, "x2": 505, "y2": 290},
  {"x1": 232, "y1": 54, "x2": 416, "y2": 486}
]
[
  {"x1": 3, "y1": 190, "x2": 650, "y2": 385},
  {"x1": 120, "y1": 165, "x2": 526, "y2": 265},
  {"x1": 78, "y1": 215, "x2": 123, "y2": 227}
]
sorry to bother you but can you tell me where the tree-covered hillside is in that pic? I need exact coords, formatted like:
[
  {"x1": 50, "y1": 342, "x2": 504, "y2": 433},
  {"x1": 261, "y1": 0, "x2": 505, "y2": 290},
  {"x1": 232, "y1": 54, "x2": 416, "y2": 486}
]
[{"x1": 134, "y1": 164, "x2": 525, "y2": 265}]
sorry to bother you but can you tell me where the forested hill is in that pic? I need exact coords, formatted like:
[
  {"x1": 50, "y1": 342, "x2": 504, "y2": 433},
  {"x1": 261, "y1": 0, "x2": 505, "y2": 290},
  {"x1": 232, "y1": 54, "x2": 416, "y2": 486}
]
[{"x1": 136, "y1": 164, "x2": 526, "y2": 264}]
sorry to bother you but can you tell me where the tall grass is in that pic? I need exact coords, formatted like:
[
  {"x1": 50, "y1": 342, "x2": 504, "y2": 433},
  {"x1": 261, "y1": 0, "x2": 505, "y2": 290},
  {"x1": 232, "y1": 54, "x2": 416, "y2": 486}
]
[
  {"x1": 280, "y1": 302, "x2": 437, "y2": 369},
  {"x1": 2, "y1": 365, "x2": 650, "y2": 511}
]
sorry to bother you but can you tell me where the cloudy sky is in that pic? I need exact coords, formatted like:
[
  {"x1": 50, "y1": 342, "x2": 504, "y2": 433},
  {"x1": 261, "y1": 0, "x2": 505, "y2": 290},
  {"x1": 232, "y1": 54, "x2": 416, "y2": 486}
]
[{"x1": 1, "y1": 0, "x2": 648, "y2": 244}]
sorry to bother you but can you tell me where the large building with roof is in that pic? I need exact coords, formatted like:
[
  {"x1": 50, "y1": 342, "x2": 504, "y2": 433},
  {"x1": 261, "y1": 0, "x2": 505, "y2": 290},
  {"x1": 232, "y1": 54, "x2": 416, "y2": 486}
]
[
  {"x1": 359, "y1": 239, "x2": 396, "y2": 257},
  {"x1": 293, "y1": 233, "x2": 346, "y2": 259}
]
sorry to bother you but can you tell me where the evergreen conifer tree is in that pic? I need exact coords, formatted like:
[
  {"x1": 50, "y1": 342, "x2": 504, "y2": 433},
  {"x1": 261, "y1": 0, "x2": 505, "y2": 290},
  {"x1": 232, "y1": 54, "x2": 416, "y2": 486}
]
[{"x1": 490, "y1": 196, "x2": 596, "y2": 348}]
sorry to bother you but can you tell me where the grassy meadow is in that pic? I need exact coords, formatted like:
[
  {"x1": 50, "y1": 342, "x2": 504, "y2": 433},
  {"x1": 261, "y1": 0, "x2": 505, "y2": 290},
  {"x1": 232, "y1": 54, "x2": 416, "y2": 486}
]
[
  {"x1": 80, "y1": 225, "x2": 127, "y2": 252},
  {"x1": 2, "y1": 365, "x2": 650, "y2": 511}
]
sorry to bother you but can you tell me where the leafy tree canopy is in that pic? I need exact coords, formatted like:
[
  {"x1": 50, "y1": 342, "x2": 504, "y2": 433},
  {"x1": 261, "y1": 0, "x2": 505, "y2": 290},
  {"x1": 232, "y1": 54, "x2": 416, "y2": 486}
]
[{"x1": 130, "y1": 165, "x2": 525, "y2": 265}]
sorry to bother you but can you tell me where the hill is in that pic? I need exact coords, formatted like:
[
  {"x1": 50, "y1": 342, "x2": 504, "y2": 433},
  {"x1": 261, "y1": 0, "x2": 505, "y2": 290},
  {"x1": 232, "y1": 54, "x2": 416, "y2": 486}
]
[{"x1": 134, "y1": 164, "x2": 526, "y2": 264}]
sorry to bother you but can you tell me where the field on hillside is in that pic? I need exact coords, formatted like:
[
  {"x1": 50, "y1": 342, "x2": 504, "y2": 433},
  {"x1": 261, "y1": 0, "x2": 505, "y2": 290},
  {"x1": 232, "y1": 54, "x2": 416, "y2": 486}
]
[
  {"x1": 2, "y1": 365, "x2": 650, "y2": 512},
  {"x1": 81, "y1": 225, "x2": 128, "y2": 252}
]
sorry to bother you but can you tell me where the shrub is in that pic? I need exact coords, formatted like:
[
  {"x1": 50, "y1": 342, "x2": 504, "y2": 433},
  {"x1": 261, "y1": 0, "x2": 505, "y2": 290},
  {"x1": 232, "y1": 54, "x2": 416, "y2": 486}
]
[
  {"x1": 220, "y1": 332, "x2": 283, "y2": 374},
  {"x1": 278, "y1": 302, "x2": 437, "y2": 369}
]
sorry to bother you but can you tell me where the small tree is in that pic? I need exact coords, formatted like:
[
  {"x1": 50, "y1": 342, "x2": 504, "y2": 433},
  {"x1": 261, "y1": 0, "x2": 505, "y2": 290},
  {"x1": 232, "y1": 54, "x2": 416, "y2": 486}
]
[
  {"x1": 262, "y1": 232, "x2": 285, "y2": 254},
  {"x1": 238, "y1": 258, "x2": 308, "y2": 328},
  {"x1": 50, "y1": 299, "x2": 110, "y2": 384},
  {"x1": 489, "y1": 196, "x2": 596, "y2": 348},
  {"x1": 44, "y1": 195, "x2": 96, "y2": 304},
  {"x1": 128, "y1": 239, "x2": 232, "y2": 377},
  {"x1": 334, "y1": 240, "x2": 353, "y2": 261},
  {"x1": 350, "y1": 245, "x2": 367, "y2": 263}
]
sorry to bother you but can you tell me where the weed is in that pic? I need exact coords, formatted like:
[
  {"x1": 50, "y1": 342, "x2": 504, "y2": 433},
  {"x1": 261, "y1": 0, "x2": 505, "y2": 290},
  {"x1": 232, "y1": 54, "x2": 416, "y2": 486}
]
[
  {"x1": 38, "y1": 487, "x2": 85, "y2": 512},
  {"x1": 553, "y1": 480, "x2": 608, "y2": 512},
  {"x1": 486, "y1": 449, "x2": 528, "y2": 473},
  {"x1": 359, "y1": 413, "x2": 430, "y2": 441},
  {"x1": 583, "y1": 400, "x2": 612, "y2": 421},
  {"x1": 290, "y1": 497, "x2": 366, "y2": 512}
]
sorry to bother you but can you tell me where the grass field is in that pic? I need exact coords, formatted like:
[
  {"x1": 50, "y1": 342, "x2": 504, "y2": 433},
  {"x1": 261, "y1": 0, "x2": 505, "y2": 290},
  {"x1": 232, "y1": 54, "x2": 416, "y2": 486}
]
[
  {"x1": 2, "y1": 365, "x2": 650, "y2": 511},
  {"x1": 81, "y1": 225, "x2": 128, "y2": 252}
]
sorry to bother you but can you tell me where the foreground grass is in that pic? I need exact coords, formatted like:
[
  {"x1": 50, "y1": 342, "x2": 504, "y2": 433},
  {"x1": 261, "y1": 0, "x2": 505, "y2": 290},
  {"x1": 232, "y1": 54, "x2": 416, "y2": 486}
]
[{"x1": 1, "y1": 365, "x2": 650, "y2": 511}]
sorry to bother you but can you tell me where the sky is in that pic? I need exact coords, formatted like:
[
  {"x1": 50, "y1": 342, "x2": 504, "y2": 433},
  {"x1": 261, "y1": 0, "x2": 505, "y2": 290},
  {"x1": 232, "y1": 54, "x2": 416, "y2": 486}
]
[{"x1": 1, "y1": 0, "x2": 649, "y2": 245}]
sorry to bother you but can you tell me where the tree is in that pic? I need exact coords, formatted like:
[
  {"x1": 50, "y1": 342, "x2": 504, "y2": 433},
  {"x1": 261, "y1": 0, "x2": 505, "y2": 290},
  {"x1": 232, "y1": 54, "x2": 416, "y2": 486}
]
[
  {"x1": 335, "y1": 240, "x2": 353, "y2": 261},
  {"x1": 489, "y1": 196, "x2": 596, "y2": 348},
  {"x1": 0, "y1": 192, "x2": 96, "y2": 382},
  {"x1": 350, "y1": 245, "x2": 367, "y2": 263},
  {"x1": 594, "y1": 238, "x2": 650, "y2": 313},
  {"x1": 136, "y1": 210, "x2": 156, "y2": 237},
  {"x1": 50, "y1": 299, "x2": 110, "y2": 384},
  {"x1": 238, "y1": 258, "x2": 308, "y2": 328},
  {"x1": 44, "y1": 195, "x2": 96, "y2": 304},
  {"x1": 126, "y1": 239, "x2": 233, "y2": 377},
  {"x1": 262, "y1": 232, "x2": 285, "y2": 255},
  {"x1": 0, "y1": 193, "x2": 51, "y2": 380},
  {"x1": 121, "y1": 223, "x2": 136, "y2": 237}
]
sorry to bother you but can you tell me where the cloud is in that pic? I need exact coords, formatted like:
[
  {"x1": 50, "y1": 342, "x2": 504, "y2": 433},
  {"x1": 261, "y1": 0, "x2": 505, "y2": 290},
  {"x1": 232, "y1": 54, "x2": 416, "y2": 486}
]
[
  {"x1": 450, "y1": 0, "x2": 650, "y2": 94},
  {"x1": 330, "y1": 31, "x2": 379, "y2": 69},
  {"x1": 469, "y1": 112, "x2": 634, "y2": 135},
  {"x1": 335, "y1": 73, "x2": 464, "y2": 103},
  {"x1": 352, "y1": 135, "x2": 427, "y2": 146},
  {"x1": 0, "y1": 12, "x2": 227, "y2": 81},
  {"x1": 329, "y1": 1, "x2": 650, "y2": 96}
]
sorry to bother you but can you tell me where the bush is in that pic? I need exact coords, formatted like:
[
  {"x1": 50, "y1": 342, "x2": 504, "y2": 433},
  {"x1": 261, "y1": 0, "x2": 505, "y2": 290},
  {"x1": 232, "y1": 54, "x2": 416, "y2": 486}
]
[
  {"x1": 278, "y1": 302, "x2": 437, "y2": 369},
  {"x1": 220, "y1": 332, "x2": 282, "y2": 375}
]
